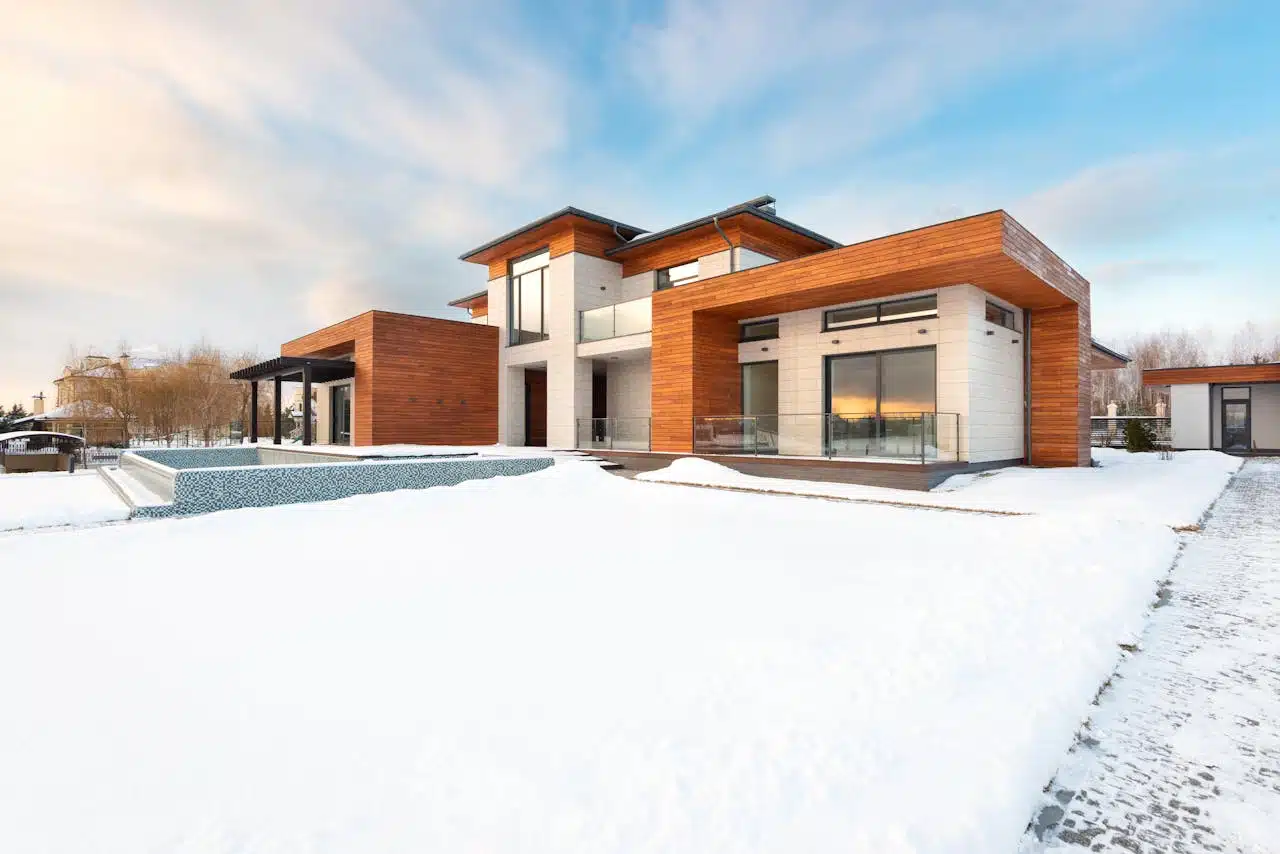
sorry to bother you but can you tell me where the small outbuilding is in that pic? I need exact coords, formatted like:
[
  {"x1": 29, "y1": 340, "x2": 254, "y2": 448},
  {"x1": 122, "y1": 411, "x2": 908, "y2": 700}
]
[{"x1": 1143, "y1": 363, "x2": 1280, "y2": 453}]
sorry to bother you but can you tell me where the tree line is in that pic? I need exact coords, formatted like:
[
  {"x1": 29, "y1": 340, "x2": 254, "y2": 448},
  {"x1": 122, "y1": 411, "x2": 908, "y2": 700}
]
[{"x1": 1093, "y1": 321, "x2": 1279, "y2": 415}]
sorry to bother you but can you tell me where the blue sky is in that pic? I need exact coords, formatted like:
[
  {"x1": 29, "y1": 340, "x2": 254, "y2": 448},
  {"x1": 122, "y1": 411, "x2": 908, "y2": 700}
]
[{"x1": 0, "y1": 0, "x2": 1276, "y2": 407}]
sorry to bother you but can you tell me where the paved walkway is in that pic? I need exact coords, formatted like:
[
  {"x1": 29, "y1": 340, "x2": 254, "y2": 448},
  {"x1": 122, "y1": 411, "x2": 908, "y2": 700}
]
[{"x1": 1023, "y1": 458, "x2": 1280, "y2": 853}]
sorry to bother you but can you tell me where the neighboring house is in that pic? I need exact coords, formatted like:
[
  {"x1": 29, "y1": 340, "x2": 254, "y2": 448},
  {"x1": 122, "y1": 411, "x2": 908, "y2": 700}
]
[
  {"x1": 237, "y1": 196, "x2": 1115, "y2": 487},
  {"x1": 10, "y1": 399, "x2": 126, "y2": 446},
  {"x1": 1143, "y1": 363, "x2": 1280, "y2": 453}
]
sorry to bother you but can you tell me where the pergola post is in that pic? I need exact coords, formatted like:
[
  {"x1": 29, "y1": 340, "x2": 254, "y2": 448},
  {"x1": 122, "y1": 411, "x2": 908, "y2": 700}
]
[
  {"x1": 249, "y1": 381, "x2": 259, "y2": 443},
  {"x1": 273, "y1": 375, "x2": 282, "y2": 445},
  {"x1": 301, "y1": 364, "x2": 313, "y2": 446}
]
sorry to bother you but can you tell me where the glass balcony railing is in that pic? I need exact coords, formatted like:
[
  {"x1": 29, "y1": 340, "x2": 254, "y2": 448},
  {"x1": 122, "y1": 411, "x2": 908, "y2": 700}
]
[
  {"x1": 691, "y1": 412, "x2": 960, "y2": 462},
  {"x1": 579, "y1": 296, "x2": 652, "y2": 343},
  {"x1": 575, "y1": 417, "x2": 651, "y2": 451}
]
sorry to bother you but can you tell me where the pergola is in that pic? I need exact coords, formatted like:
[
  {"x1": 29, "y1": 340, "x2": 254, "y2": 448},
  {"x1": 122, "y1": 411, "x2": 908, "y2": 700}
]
[{"x1": 229, "y1": 357, "x2": 356, "y2": 445}]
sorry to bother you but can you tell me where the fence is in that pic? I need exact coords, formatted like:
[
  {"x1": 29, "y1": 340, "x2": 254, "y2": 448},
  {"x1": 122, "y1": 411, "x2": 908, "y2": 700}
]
[{"x1": 1090, "y1": 416, "x2": 1171, "y2": 449}]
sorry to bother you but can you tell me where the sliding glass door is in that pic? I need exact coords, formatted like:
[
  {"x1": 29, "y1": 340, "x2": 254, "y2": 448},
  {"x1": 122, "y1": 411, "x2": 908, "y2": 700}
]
[
  {"x1": 825, "y1": 347, "x2": 936, "y2": 458},
  {"x1": 742, "y1": 361, "x2": 779, "y2": 453}
]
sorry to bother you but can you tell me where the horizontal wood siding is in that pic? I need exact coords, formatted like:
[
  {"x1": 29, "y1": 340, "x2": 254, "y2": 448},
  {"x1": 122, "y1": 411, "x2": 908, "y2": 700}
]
[
  {"x1": 615, "y1": 213, "x2": 832, "y2": 277},
  {"x1": 1029, "y1": 304, "x2": 1090, "y2": 466},
  {"x1": 281, "y1": 312, "x2": 375, "y2": 445},
  {"x1": 649, "y1": 211, "x2": 1092, "y2": 464},
  {"x1": 369, "y1": 312, "x2": 498, "y2": 446},
  {"x1": 474, "y1": 216, "x2": 628, "y2": 279},
  {"x1": 1144, "y1": 364, "x2": 1280, "y2": 385}
]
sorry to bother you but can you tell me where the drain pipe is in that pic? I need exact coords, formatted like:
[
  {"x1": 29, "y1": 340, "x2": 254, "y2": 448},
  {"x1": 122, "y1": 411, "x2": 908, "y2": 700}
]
[
  {"x1": 1023, "y1": 308, "x2": 1032, "y2": 463},
  {"x1": 712, "y1": 214, "x2": 736, "y2": 273}
]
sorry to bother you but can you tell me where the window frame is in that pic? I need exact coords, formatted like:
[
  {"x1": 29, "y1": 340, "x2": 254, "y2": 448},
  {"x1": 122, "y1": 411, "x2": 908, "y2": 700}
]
[
  {"x1": 823, "y1": 345, "x2": 938, "y2": 417},
  {"x1": 655, "y1": 259, "x2": 700, "y2": 291},
  {"x1": 984, "y1": 300, "x2": 1018, "y2": 331},
  {"x1": 507, "y1": 248, "x2": 550, "y2": 346},
  {"x1": 739, "y1": 319, "x2": 780, "y2": 343},
  {"x1": 822, "y1": 295, "x2": 939, "y2": 332}
]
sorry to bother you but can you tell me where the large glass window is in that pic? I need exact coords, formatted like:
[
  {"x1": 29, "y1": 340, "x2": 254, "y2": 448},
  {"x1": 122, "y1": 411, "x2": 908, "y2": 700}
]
[
  {"x1": 742, "y1": 361, "x2": 779, "y2": 415},
  {"x1": 509, "y1": 250, "x2": 549, "y2": 345},
  {"x1": 880, "y1": 348, "x2": 936, "y2": 414},
  {"x1": 827, "y1": 353, "x2": 878, "y2": 414},
  {"x1": 656, "y1": 260, "x2": 699, "y2": 290},
  {"x1": 878, "y1": 295, "x2": 937, "y2": 323},
  {"x1": 825, "y1": 347, "x2": 936, "y2": 415}
]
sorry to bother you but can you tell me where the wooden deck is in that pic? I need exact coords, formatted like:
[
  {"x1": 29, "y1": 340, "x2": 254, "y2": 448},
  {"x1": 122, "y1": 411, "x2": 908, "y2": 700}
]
[{"x1": 591, "y1": 450, "x2": 1020, "y2": 491}]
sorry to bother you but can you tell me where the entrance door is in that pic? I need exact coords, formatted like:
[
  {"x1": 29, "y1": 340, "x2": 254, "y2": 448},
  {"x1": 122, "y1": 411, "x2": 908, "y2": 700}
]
[
  {"x1": 524, "y1": 370, "x2": 547, "y2": 447},
  {"x1": 1222, "y1": 400, "x2": 1251, "y2": 451},
  {"x1": 330, "y1": 385, "x2": 352, "y2": 445}
]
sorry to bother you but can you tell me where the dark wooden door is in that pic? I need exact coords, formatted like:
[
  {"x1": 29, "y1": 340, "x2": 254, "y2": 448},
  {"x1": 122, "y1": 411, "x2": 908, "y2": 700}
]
[{"x1": 525, "y1": 370, "x2": 547, "y2": 447}]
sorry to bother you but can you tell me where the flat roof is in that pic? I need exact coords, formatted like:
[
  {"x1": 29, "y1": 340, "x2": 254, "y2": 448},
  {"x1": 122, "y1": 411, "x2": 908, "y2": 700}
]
[
  {"x1": 459, "y1": 207, "x2": 646, "y2": 262},
  {"x1": 447, "y1": 290, "x2": 488, "y2": 308},
  {"x1": 606, "y1": 197, "x2": 840, "y2": 256},
  {"x1": 1143, "y1": 362, "x2": 1280, "y2": 386},
  {"x1": 230, "y1": 356, "x2": 357, "y2": 383}
]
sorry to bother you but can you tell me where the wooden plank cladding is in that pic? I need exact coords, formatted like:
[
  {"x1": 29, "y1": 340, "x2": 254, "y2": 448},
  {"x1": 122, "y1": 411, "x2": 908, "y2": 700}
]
[
  {"x1": 1144, "y1": 364, "x2": 1280, "y2": 386},
  {"x1": 613, "y1": 212, "x2": 831, "y2": 278},
  {"x1": 283, "y1": 310, "x2": 498, "y2": 447},
  {"x1": 475, "y1": 215, "x2": 631, "y2": 280},
  {"x1": 651, "y1": 210, "x2": 1093, "y2": 466}
]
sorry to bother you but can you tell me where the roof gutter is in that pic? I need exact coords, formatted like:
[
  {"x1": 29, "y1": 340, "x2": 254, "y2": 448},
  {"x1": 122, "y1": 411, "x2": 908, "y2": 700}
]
[{"x1": 712, "y1": 214, "x2": 735, "y2": 273}]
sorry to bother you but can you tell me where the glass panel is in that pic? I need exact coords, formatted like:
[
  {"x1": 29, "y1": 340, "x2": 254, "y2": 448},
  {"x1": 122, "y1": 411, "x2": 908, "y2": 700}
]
[
  {"x1": 515, "y1": 268, "x2": 545, "y2": 344},
  {"x1": 613, "y1": 297, "x2": 651, "y2": 337},
  {"x1": 743, "y1": 361, "x2": 779, "y2": 454},
  {"x1": 825, "y1": 304, "x2": 877, "y2": 329},
  {"x1": 579, "y1": 305, "x2": 614, "y2": 342},
  {"x1": 827, "y1": 353, "x2": 877, "y2": 414},
  {"x1": 511, "y1": 249, "x2": 550, "y2": 277},
  {"x1": 740, "y1": 319, "x2": 779, "y2": 342},
  {"x1": 880, "y1": 348, "x2": 936, "y2": 414},
  {"x1": 1223, "y1": 402, "x2": 1249, "y2": 450},
  {"x1": 657, "y1": 260, "x2": 699, "y2": 290},
  {"x1": 986, "y1": 301, "x2": 1016, "y2": 330},
  {"x1": 880, "y1": 295, "x2": 938, "y2": 322}
]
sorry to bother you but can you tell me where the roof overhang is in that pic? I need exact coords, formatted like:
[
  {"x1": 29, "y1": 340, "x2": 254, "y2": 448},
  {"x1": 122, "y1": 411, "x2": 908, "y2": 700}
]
[
  {"x1": 1090, "y1": 340, "x2": 1131, "y2": 370},
  {"x1": 1143, "y1": 363, "x2": 1280, "y2": 386},
  {"x1": 650, "y1": 210, "x2": 1087, "y2": 321},
  {"x1": 230, "y1": 356, "x2": 356, "y2": 383},
  {"x1": 606, "y1": 204, "x2": 840, "y2": 257},
  {"x1": 448, "y1": 290, "x2": 489, "y2": 310},
  {"x1": 459, "y1": 208, "x2": 646, "y2": 264}
]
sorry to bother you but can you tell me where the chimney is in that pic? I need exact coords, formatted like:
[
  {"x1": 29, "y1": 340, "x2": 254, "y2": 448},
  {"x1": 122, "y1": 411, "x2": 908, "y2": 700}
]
[{"x1": 32, "y1": 392, "x2": 45, "y2": 416}]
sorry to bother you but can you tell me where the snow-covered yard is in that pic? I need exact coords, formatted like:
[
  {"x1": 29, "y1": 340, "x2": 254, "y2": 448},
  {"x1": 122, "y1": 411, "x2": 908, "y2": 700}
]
[
  {"x1": 0, "y1": 470, "x2": 130, "y2": 532},
  {"x1": 638, "y1": 449, "x2": 1242, "y2": 529},
  {"x1": 0, "y1": 453, "x2": 1226, "y2": 853}
]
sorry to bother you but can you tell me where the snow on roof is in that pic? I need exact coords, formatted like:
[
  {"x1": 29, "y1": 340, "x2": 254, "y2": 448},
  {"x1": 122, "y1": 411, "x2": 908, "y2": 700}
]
[
  {"x1": 27, "y1": 401, "x2": 121, "y2": 421},
  {"x1": 0, "y1": 430, "x2": 85, "y2": 444}
]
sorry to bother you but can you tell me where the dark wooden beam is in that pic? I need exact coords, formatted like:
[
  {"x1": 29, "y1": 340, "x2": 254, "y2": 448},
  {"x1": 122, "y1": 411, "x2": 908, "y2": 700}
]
[
  {"x1": 301, "y1": 364, "x2": 312, "y2": 446},
  {"x1": 249, "y1": 381, "x2": 259, "y2": 443},
  {"x1": 273, "y1": 375, "x2": 282, "y2": 445}
]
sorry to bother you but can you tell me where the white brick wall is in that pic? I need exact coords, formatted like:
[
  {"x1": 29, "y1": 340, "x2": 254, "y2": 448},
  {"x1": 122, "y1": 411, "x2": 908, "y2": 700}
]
[
  {"x1": 698, "y1": 248, "x2": 732, "y2": 279},
  {"x1": 620, "y1": 272, "x2": 654, "y2": 301},
  {"x1": 1250, "y1": 384, "x2": 1280, "y2": 449},
  {"x1": 963, "y1": 287, "x2": 1025, "y2": 463}
]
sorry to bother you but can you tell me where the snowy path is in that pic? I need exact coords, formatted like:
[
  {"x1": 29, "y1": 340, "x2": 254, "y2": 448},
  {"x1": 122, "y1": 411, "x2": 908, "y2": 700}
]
[{"x1": 1024, "y1": 458, "x2": 1280, "y2": 853}]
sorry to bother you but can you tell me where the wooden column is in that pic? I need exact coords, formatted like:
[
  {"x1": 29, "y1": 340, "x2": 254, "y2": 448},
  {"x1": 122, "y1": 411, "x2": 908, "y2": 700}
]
[
  {"x1": 301, "y1": 365, "x2": 313, "y2": 446},
  {"x1": 249, "y1": 381, "x2": 259, "y2": 443},
  {"x1": 273, "y1": 375, "x2": 282, "y2": 445}
]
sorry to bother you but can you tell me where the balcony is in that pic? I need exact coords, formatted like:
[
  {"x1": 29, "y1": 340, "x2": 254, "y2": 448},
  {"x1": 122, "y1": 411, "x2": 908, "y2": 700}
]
[
  {"x1": 579, "y1": 296, "x2": 651, "y2": 343},
  {"x1": 692, "y1": 412, "x2": 960, "y2": 463}
]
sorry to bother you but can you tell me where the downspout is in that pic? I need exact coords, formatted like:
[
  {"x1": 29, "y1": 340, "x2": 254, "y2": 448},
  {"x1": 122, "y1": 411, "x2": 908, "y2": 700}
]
[
  {"x1": 1023, "y1": 308, "x2": 1032, "y2": 464},
  {"x1": 712, "y1": 214, "x2": 736, "y2": 273}
]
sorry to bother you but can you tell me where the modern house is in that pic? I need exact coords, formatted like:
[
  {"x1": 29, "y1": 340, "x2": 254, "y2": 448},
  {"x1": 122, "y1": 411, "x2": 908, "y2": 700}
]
[
  {"x1": 1143, "y1": 363, "x2": 1280, "y2": 453},
  {"x1": 237, "y1": 196, "x2": 1116, "y2": 488}
]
